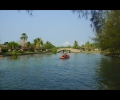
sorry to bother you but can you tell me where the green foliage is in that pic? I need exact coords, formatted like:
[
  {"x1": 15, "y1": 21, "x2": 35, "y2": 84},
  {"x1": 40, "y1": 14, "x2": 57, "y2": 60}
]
[
  {"x1": 67, "y1": 45, "x2": 71, "y2": 48},
  {"x1": 33, "y1": 38, "x2": 43, "y2": 50},
  {"x1": 85, "y1": 41, "x2": 91, "y2": 51},
  {"x1": 4, "y1": 42, "x2": 8, "y2": 45},
  {"x1": 29, "y1": 47, "x2": 34, "y2": 52},
  {"x1": 18, "y1": 50, "x2": 24, "y2": 53},
  {"x1": 44, "y1": 41, "x2": 55, "y2": 49},
  {"x1": 12, "y1": 50, "x2": 18, "y2": 59},
  {"x1": 52, "y1": 47, "x2": 57, "y2": 54},
  {"x1": 20, "y1": 33, "x2": 28, "y2": 42},
  {"x1": 73, "y1": 40, "x2": 79, "y2": 49},
  {"x1": 1, "y1": 48, "x2": 8, "y2": 53},
  {"x1": 93, "y1": 10, "x2": 120, "y2": 54},
  {"x1": 20, "y1": 33, "x2": 28, "y2": 50},
  {"x1": 7, "y1": 41, "x2": 20, "y2": 51},
  {"x1": 73, "y1": 10, "x2": 110, "y2": 33}
]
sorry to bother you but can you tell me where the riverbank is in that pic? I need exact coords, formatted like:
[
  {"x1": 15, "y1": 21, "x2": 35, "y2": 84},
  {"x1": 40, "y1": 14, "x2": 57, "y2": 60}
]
[
  {"x1": 0, "y1": 55, "x2": 3, "y2": 57},
  {"x1": 104, "y1": 53, "x2": 120, "y2": 58},
  {"x1": 81, "y1": 50, "x2": 102, "y2": 53},
  {"x1": 1, "y1": 51, "x2": 52, "y2": 57},
  {"x1": 77, "y1": 51, "x2": 120, "y2": 58},
  {"x1": 99, "y1": 51, "x2": 120, "y2": 58}
]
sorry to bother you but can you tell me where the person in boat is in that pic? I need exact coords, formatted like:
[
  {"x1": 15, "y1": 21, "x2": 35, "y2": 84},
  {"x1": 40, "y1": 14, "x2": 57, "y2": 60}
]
[{"x1": 63, "y1": 53, "x2": 67, "y2": 56}]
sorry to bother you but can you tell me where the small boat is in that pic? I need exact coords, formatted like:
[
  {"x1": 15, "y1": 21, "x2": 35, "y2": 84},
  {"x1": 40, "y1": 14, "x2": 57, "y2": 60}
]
[{"x1": 60, "y1": 53, "x2": 70, "y2": 59}]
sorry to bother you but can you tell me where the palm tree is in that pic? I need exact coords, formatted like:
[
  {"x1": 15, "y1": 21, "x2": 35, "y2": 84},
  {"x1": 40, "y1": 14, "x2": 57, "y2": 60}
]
[
  {"x1": 20, "y1": 33, "x2": 28, "y2": 50},
  {"x1": 33, "y1": 38, "x2": 43, "y2": 51}
]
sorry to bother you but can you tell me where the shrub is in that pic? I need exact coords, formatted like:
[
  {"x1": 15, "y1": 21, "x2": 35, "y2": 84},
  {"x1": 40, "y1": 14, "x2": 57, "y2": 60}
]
[
  {"x1": 12, "y1": 50, "x2": 18, "y2": 59},
  {"x1": 52, "y1": 47, "x2": 57, "y2": 54},
  {"x1": 18, "y1": 49, "x2": 24, "y2": 53},
  {"x1": 29, "y1": 48, "x2": 34, "y2": 52},
  {"x1": 0, "y1": 52, "x2": 3, "y2": 55},
  {"x1": 2, "y1": 48, "x2": 8, "y2": 53}
]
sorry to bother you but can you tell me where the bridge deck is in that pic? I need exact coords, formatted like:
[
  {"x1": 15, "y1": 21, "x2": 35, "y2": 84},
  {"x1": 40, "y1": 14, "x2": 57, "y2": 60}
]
[{"x1": 57, "y1": 48, "x2": 81, "y2": 53}]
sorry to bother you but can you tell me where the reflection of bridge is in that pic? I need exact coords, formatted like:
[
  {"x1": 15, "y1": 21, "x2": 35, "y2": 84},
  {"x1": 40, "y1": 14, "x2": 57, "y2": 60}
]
[{"x1": 57, "y1": 48, "x2": 81, "y2": 53}]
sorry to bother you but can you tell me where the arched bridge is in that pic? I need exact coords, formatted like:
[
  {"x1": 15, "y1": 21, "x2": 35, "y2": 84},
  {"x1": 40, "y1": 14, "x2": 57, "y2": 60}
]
[{"x1": 57, "y1": 48, "x2": 81, "y2": 53}]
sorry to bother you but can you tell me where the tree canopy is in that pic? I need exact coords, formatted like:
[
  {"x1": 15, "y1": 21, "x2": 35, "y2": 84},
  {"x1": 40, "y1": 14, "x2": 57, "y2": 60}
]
[
  {"x1": 72, "y1": 10, "x2": 110, "y2": 34},
  {"x1": 73, "y1": 40, "x2": 79, "y2": 49},
  {"x1": 93, "y1": 10, "x2": 120, "y2": 54}
]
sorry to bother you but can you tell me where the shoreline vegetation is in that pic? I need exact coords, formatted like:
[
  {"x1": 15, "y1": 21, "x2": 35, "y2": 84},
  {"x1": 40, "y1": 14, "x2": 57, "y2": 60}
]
[
  {"x1": 104, "y1": 53, "x2": 120, "y2": 58},
  {"x1": 0, "y1": 50, "x2": 100, "y2": 57},
  {"x1": 0, "y1": 51, "x2": 51, "y2": 57},
  {"x1": 0, "y1": 32, "x2": 120, "y2": 58},
  {"x1": 1, "y1": 50, "x2": 120, "y2": 58}
]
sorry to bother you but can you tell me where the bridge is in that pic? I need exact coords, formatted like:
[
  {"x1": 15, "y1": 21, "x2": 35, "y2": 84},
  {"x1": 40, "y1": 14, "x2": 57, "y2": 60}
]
[{"x1": 57, "y1": 48, "x2": 81, "y2": 53}]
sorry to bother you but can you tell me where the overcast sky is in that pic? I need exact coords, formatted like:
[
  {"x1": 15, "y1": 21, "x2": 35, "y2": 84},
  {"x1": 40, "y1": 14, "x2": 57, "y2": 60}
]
[{"x1": 0, "y1": 10, "x2": 95, "y2": 46}]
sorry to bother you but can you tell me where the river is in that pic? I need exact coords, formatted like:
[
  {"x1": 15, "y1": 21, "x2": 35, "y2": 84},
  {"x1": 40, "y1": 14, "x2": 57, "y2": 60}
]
[{"x1": 0, "y1": 52, "x2": 120, "y2": 90}]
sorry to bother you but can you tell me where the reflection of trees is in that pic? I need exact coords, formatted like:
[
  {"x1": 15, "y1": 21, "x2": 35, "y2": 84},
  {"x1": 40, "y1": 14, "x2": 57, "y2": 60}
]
[
  {"x1": 34, "y1": 54, "x2": 42, "y2": 60},
  {"x1": 97, "y1": 57, "x2": 120, "y2": 90}
]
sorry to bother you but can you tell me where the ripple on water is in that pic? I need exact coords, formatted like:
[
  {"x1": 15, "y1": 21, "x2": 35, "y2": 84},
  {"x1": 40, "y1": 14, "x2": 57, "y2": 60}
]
[{"x1": 0, "y1": 53, "x2": 120, "y2": 90}]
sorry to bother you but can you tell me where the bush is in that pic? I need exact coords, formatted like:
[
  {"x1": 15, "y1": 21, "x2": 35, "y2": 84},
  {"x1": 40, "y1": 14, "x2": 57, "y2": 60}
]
[
  {"x1": 12, "y1": 50, "x2": 18, "y2": 59},
  {"x1": 52, "y1": 47, "x2": 57, "y2": 54},
  {"x1": 88, "y1": 48, "x2": 91, "y2": 51},
  {"x1": 0, "y1": 52, "x2": 3, "y2": 55},
  {"x1": 2, "y1": 48, "x2": 8, "y2": 53},
  {"x1": 29, "y1": 48, "x2": 34, "y2": 52},
  {"x1": 18, "y1": 49, "x2": 24, "y2": 53}
]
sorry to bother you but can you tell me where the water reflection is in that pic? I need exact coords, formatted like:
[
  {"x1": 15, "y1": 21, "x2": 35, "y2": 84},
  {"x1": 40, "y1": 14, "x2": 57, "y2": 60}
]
[
  {"x1": 1, "y1": 53, "x2": 120, "y2": 90},
  {"x1": 97, "y1": 57, "x2": 120, "y2": 90}
]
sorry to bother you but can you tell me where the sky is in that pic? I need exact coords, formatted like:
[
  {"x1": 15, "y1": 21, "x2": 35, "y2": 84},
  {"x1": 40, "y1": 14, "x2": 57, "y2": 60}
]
[{"x1": 0, "y1": 10, "x2": 95, "y2": 47}]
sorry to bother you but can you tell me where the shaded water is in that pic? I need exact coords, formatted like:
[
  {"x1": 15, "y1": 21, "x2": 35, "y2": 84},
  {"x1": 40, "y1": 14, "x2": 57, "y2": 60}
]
[{"x1": 0, "y1": 53, "x2": 120, "y2": 90}]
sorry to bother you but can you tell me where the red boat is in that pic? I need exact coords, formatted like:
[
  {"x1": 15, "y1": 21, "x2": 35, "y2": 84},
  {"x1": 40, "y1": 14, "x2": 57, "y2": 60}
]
[{"x1": 60, "y1": 53, "x2": 70, "y2": 59}]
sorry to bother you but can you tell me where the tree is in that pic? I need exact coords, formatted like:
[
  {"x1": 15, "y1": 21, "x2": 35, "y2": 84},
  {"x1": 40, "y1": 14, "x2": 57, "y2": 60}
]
[
  {"x1": 93, "y1": 10, "x2": 120, "y2": 54},
  {"x1": 33, "y1": 38, "x2": 43, "y2": 51},
  {"x1": 7, "y1": 41, "x2": 20, "y2": 51},
  {"x1": 20, "y1": 33, "x2": 28, "y2": 50},
  {"x1": 73, "y1": 40, "x2": 79, "y2": 49},
  {"x1": 67, "y1": 45, "x2": 71, "y2": 48},
  {"x1": 4, "y1": 42, "x2": 8, "y2": 45},
  {"x1": 26, "y1": 42, "x2": 31, "y2": 50},
  {"x1": 20, "y1": 33, "x2": 28, "y2": 42},
  {"x1": 43, "y1": 41, "x2": 55, "y2": 50},
  {"x1": 85, "y1": 41, "x2": 91, "y2": 51},
  {"x1": 72, "y1": 10, "x2": 110, "y2": 34}
]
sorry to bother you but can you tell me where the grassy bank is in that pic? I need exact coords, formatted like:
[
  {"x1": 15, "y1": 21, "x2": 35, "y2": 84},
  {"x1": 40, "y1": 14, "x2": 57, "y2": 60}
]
[
  {"x1": 2, "y1": 51, "x2": 52, "y2": 57},
  {"x1": 81, "y1": 50, "x2": 102, "y2": 53}
]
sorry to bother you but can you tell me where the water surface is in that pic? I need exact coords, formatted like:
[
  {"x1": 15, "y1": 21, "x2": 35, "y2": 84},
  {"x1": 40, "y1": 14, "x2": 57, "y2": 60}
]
[{"x1": 0, "y1": 53, "x2": 120, "y2": 90}]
